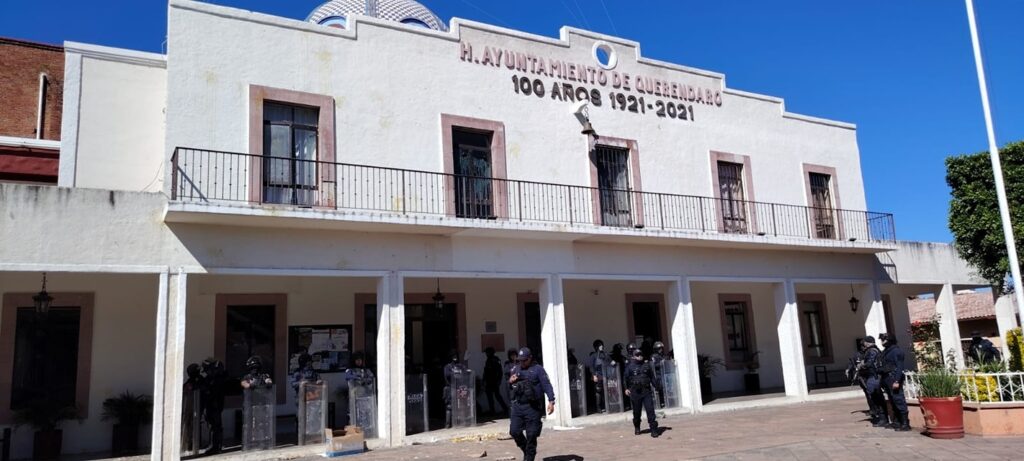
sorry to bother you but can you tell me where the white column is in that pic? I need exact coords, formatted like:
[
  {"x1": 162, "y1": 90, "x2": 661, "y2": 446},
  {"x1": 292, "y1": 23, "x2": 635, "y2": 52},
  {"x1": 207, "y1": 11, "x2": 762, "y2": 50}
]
[
  {"x1": 667, "y1": 277, "x2": 700, "y2": 413},
  {"x1": 994, "y1": 293, "x2": 1019, "y2": 359},
  {"x1": 377, "y1": 272, "x2": 405, "y2": 446},
  {"x1": 861, "y1": 281, "x2": 886, "y2": 340},
  {"x1": 935, "y1": 283, "x2": 965, "y2": 369},
  {"x1": 156, "y1": 270, "x2": 187, "y2": 461},
  {"x1": 539, "y1": 274, "x2": 572, "y2": 426},
  {"x1": 773, "y1": 279, "x2": 808, "y2": 398}
]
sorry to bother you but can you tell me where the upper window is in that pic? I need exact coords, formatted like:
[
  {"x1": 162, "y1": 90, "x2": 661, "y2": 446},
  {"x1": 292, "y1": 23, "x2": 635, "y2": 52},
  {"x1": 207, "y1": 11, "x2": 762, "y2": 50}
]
[
  {"x1": 263, "y1": 102, "x2": 319, "y2": 206},
  {"x1": 451, "y1": 128, "x2": 495, "y2": 219},
  {"x1": 11, "y1": 307, "x2": 81, "y2": 410},
  {"x1": 595, "y1": 145, "x2": 633, "y2": 227},
  {"x1": 717, "y1": 161, "x2": 747, "y2": 233},
  {"x1": 797, "y1": 295, "x2": 832, "y2": 364},
  {"x1": 808, "y1": 172, "x2": 835, "y2": 239}
]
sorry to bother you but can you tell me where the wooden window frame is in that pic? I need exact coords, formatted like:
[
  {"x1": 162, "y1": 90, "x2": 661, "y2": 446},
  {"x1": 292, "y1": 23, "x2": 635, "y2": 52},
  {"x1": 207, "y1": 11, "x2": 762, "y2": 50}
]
[
  {"x1": 717, "y1": 293, "x2": 757, "y2": 370},
  {"x1": 710, "y1": 151, "x2": 756, "y2": 233},
  {"x1": 588, "y1": 136, "x2": 644, "y2": 227},
  {"x1": 214, "y1": 293, "x2": 288, "y2": 404},
  {"x1": 796, "y1": 293, "x2": 834, "y2": 365},
  {"x1": 0, "y1": 293, "x2": 94, "y2": 424},
  {"x1": 440, "y1": 114, "x2": 509, "y2": 219},
  {"x1": 249, "y1": 85, "x2": 336, "y2": 206}
]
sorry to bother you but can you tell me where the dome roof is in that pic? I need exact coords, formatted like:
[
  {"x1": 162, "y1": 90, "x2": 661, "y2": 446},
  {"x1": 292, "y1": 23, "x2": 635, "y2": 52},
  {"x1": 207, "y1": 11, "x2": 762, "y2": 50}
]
[{"x1": 307, "y1": 0, "x2": 447, "y2": 31}]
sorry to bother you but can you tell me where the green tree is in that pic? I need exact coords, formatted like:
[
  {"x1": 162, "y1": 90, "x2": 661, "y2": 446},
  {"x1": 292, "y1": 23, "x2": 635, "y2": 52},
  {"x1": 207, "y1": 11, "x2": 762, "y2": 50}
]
[{"x1": 946, "y1": 140, "x2": 1024, "y2": 290}]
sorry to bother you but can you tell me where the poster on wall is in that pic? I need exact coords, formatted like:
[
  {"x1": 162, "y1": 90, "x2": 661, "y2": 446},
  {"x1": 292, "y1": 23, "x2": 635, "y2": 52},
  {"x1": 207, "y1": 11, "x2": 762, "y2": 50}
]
[{"x1": 288, "y1": 324, "x2": 352, "y2": 373}]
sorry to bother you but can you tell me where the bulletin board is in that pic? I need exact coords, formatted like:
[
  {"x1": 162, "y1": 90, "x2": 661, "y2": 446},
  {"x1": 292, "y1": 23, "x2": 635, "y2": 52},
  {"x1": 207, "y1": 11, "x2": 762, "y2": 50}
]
[{"x1": 288, "y1": 324, "x2": 352, "y2": 374}]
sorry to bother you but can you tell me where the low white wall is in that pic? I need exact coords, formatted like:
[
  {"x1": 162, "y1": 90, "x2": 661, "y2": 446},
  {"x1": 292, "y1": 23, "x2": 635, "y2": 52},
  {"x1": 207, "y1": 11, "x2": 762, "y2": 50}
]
[{"x1": 0, "y1": 272, "x2": 157, "y2": 459}]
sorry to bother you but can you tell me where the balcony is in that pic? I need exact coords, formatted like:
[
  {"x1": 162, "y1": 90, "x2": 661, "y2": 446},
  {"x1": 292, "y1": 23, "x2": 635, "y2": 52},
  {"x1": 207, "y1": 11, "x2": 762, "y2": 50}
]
[{"x1": 167, "y1": 148, "x2": 896, "y2": 251}]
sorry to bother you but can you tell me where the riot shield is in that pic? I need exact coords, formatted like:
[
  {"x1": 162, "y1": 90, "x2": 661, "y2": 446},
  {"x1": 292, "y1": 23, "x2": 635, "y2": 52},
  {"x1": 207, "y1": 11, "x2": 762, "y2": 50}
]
[
  {"x1": 405, "y1": 374, "x2": 429, "y2": 436},
  {"x1": 450, "y1": 368, "x2": 476, "y2": 428},
  {"x1": 242, "y1": 386, "x2": 276, "y2": 451},
  {"x1": 569, "y1": 363, "x2": 587, "y2": 418},
  {"x1": 602, "y1": 363, "x2": 624, "y2": 413},
  {"x1": 297, "y1": 382, "x2": 327, "y2": 445},
  {"x1": 349, "y1": 381, "x2": 378, "y2": 439},
  {"x1": 660, "y1": 359, "x2": 681, "y2": 409},
  {"x1": 180, "y1": 388, "x2": 202, "y2": 456}
]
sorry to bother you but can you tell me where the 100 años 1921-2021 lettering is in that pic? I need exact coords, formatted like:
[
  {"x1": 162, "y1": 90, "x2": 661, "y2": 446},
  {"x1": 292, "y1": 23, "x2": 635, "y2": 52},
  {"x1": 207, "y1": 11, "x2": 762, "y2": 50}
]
[{"x1": 511, "y1": 75, "x2": 695, "y2": 122}]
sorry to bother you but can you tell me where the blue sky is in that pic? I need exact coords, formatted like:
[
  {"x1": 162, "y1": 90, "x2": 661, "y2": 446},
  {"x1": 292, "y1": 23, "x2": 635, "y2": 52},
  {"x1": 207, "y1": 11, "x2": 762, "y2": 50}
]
[{"x1": 2, "y1": 1, "x2": 1021, "y2": 243}]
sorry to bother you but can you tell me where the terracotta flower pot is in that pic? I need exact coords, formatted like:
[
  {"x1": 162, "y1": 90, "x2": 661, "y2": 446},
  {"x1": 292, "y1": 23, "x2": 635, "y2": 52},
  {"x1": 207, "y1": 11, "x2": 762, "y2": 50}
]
[{"x1": 919, "y1": 396, "x2": 964, "y2": 439}]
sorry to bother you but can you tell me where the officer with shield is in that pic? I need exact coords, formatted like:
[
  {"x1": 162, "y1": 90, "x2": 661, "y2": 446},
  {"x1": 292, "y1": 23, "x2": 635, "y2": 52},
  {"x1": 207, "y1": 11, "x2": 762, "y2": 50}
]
[
  {"x1": 344, "y1": 351, "x2": 376, "y2": 432},
  {"x1": 290, "y1": 352, "x2": 322, "y2": 395},
  {"x1": 859, "y1": 336, "x2": 889, "y2": 428},
  {"x1": 443, "y1": 350, "x2": 468, "y2": 428},
  {"x1": 625, "y1": 348, "x2": 661, "y2": 437},
  {"x1": 508, "y1": 347, "x2": 555, "y2": 461},
  {"x1": 240, "y1": 356, "x2": 273, "y2": 389},
  {"x1": 650, "y1": 342, "x2": 666, "y2": 407},
  {"x1": 200, "y1": 358, "x2": 227, "y2": 454},
  {"x1": 181, "y1": 363, "x2": 204, "y2": 455},
  {"x1": 587, "y1": 339, "x2": 608, "y2": 413},
  {"x1": 880, "y1": 333, "x2": 910, "y2": 431}
]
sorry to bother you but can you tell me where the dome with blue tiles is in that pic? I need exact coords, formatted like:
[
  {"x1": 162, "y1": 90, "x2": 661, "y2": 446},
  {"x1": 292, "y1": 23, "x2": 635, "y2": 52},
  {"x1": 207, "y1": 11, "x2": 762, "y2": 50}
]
[{"x1": 308, "y1": 0, "x2": 447, "y2": 31}]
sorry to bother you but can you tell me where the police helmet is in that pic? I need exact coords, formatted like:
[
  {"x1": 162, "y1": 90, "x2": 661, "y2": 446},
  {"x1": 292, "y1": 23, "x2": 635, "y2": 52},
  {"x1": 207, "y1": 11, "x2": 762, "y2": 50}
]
[
  {"x1": 186, "y1": 363, "x2": 201, "y2": 378},
  {"x1": 246, "y1": 355, "x2": 263, "y2": 371},
  {"x1": 593, "y1": 339, "x2": 604, "y2": 350},
  {"x1": 653, "y1": 341, "x2": 665, "y2": 351}
]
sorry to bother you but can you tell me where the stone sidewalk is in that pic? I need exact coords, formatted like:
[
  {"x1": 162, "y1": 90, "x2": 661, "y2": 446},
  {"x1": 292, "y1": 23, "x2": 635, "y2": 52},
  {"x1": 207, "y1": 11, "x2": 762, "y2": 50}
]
[{"x1": 330, "y1": 398, "x2": 1024, "y2": 460}]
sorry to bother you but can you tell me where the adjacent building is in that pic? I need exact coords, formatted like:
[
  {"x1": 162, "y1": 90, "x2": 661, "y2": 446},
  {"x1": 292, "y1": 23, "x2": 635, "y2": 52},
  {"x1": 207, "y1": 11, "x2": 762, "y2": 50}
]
[
  {"x1": 0, "y1": 37, "x2": 62, "y2": 184},
  {"x1": 0, "y1": 1, "x2": 991, "y2": 459}
]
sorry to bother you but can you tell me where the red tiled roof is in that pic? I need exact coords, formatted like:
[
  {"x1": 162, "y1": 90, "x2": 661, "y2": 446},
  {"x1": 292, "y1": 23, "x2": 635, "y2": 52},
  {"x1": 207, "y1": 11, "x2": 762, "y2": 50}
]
[{"x1": 908, "y1": 292, "x2": 996, "y2": 324}]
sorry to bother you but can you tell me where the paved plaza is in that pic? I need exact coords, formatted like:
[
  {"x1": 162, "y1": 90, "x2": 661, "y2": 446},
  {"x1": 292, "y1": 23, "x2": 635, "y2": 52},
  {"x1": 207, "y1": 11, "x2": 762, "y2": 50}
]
[{"x1": 335, "y1": 398, "x2": 1024, "y2": 460}]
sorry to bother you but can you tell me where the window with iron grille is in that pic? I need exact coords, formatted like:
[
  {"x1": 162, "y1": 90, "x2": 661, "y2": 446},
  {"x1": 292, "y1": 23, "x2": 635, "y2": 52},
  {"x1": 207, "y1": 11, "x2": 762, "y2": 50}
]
[
  {"x1": 809, "y1": 172, "x2": 835, "y2": 239},
  {"x1": 798, "y1": 299, "x2": 832, "y2": 363},
  {"x1": 723, "y1": 301, "x2": 751, "y2": 365},
  {"x1": 10, "y1": 307, "x2": 81, "y2": 410},
  {"x1": 451, "y1": 128, "x2": 494, "y2": 219},
  {"x1": 717, "y1": 161, "x2": 747, "y2": 233},
  {"x1": 263, "y1": 102, "x2": 319, "y2": 206},
  {"x1": 595, "y1": 145, "x2": 632, "y2": 227}
]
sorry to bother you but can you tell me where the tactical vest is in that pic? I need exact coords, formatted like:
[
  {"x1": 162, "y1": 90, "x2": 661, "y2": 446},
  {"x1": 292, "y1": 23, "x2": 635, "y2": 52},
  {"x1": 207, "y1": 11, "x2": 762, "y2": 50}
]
[{"x1": 627, "y1": 365, "x2": 651, "y2": 389}]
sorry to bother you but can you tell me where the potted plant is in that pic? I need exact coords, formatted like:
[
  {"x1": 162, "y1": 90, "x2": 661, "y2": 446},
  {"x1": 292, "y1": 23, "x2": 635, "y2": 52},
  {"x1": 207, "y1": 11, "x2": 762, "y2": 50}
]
[
  {"x1": 743, "y1": 350, "x2": 762, "y2": 394},
  {"x1": 916, "y1": 351, "x2": 964, "y2": 439},
  {"x1": 12, "y1": 399, "x2": 80, "y2": 461},
  {"x1": 697, "y1": 354, "x2": 724, "y2": 404},
  {"x1": 101, "y1": 391, "x2": 153, "y2": 456}
]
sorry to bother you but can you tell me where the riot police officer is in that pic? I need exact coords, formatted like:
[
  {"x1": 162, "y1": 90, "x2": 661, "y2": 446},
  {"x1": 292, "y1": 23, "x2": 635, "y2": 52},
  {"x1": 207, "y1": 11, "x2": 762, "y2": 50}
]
[
  {"x1": 859, "y1": 336, "x2": 889, "y2": 428},
  {"x1": 508, "y1": 347, "x2": 555, "y2": 461},
  {"x1": 200, "y1": 358, "x2": 227, "y2": 454},
  {"x1": 846, "y1": 338, "x2": 880, "y2": 424},
  {"x1": 181, "y1": 363, "x2": 204, "y2": 454},
  {"x1": 443, "y1": 350, "x2": 467, "y2": 428},
  {"x1": 650, "y1": 342, "x2": 666, "y2": 407},
  {"x1": 344, "y1": 351, "x2": 375, "y2": 429},
  {"x1": 291, "y1": 352, "x2": 322, "y2": 396},
  {"x1": 240, "y1": 355, "x2": 273, "y2": 389},
  {"x1": 880, "y1": 333, "x2": 910, "y2": 431},
  {"x1": 625, "y1": 348, "x2": 661, "y2": 437},
  {"x1": 588, "y1": 339, "x2": 608, "y2": 413},
  {"x1": 968, "y1": 331, "x2": 1002, "y2": 365}
]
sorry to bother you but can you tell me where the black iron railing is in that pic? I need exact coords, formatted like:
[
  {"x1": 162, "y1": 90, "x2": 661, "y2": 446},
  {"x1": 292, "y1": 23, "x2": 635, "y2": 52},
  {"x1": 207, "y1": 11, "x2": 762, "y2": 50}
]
[{"x1": 171, "y1": 148, "x2": 896, "y2": 243}]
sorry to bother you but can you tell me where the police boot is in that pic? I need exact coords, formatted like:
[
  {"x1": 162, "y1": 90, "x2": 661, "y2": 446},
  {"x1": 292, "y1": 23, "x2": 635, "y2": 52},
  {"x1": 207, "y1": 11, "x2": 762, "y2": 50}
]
[
  {"x1": 445, "y1": 408, "x2": 452, "y2": 429},
  {"x1": 650, "y1": 423, "x2": 661, "y2": 438},
  {"x1": 634, "y1": 424, "x2": 641, "y2": 436},
  {"x1": 896, "y1": 412, "x2": 911, "y2": 432},
  {"x1": 887, "y1": 411, "x2": 902, "y2": 429},
  {"x1": 872, "y1": 413, "x2": 890, "y2": 428}
]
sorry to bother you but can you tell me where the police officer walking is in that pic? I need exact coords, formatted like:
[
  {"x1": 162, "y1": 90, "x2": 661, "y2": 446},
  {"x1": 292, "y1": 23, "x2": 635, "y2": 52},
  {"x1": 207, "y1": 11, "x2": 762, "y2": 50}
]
[
  {"x1": 880, "y1": 333, "x2": 910, "y2": 431},
  {"x1": 508, "y1": 347, "x2": 555, "y2": 461},
  {"x1": 846, "y1": 338, "x2": 880, "y2": 425},
  {"x1": 859, "y1": 336, "x2": 890, "y2": 428},
  {"x1": 624, "y1": 348, "x2": 661, "y2": 437}
]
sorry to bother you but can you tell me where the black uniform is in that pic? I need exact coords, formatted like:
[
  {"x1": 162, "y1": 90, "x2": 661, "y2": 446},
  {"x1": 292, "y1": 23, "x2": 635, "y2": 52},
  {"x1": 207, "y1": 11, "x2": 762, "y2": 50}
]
[
  {"x1": 860, "y1": 343, "x2": 889, "y2": 427},
  {"x1": 881, "y1": 339, "x2": 910, "y2": 431},
  {"x1": 587, "y1": 349, "x2": 609, "y2": 412},
  {"x1": 509, "y1": 362, "x2": 555, "y2": 461},
  {"x1": 200, "y1": 359, "x2": 227, "y2": 454},
  {"x1": 624, "y1": 358, "x2": 660, "y2": 436},
  {"x1": 846, "y1": 342, "x2": 880, "y2": 424},
  {"x1": 483, "y1": 352, "x2": 508, "y2": 415},
  {"x1": 968, "y1": 336, "x2": 1001, "y2": 364},
  {"x1": 443, "y1": 361, "x2": 468, "y2": 428}
]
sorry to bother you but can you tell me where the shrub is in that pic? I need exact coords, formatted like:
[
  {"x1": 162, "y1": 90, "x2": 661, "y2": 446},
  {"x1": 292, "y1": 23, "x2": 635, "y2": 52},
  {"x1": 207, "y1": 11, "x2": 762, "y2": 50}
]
[{"x1": 1008, "y1": 327, "x2": 1023, "y2": 372}]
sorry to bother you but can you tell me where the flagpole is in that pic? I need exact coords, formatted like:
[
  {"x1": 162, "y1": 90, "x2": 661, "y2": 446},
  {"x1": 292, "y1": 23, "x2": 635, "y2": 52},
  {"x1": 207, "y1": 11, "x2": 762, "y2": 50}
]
[{"x1": 965, "y1": 0, "x2": 1024, "y2": 328}]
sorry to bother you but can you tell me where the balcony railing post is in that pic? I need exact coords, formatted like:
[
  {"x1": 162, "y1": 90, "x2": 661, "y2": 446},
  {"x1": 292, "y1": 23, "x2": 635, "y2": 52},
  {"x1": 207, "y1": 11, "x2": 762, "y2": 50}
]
[
  {"x1": 771, "y1": 203, "x2": 777, "y2": 236},
  {"x1": 170, "y1": 148, "x2": 179, "y2": 200},
  {"x1": 567, "y1": 185, "x2": 574, "y2": 225},
  {"x1": 401, "y1": 169, "x2": 407, "y2": 214},
  {"x1": 657, "y1": 193, "x2": 665, "y2": 230},
  {"x1": 699, "y1": 197, "x2": 707, "y2": 232},
  {"x1": 518, "y1": 183, "x2": 524, "y2": 221}
]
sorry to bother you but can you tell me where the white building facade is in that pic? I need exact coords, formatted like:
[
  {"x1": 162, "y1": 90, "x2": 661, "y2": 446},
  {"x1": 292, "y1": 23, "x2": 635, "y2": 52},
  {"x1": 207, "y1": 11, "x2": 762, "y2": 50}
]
[{"x1": 0, "y1": 1, "x2": 993, "y2": 459}]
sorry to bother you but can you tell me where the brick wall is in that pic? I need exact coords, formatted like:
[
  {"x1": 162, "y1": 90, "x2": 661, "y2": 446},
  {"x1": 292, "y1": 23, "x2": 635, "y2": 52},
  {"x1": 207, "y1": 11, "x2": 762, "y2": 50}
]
[{"x1": 0, "y1": 37, "x2": 64, "y2": 140}]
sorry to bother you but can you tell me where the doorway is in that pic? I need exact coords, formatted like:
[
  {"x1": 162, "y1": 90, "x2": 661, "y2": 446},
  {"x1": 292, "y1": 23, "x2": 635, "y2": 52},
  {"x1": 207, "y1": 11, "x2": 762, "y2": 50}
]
[
  {"x1": 405, "y1": 302, "x2": 460, "y2": 432},
  {"x1": 522, "y1": 301, "x2": 543, "y2": 365},
  {"x1": 595, "y1": 145, "x2": 632, "y2": 227}
]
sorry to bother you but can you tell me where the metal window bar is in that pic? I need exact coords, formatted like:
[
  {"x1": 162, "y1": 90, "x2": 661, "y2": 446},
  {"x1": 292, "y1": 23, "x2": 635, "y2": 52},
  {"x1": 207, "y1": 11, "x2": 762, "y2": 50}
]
[{"x1": 170, "y1": 148, "x2": 896, "y2": 242}]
